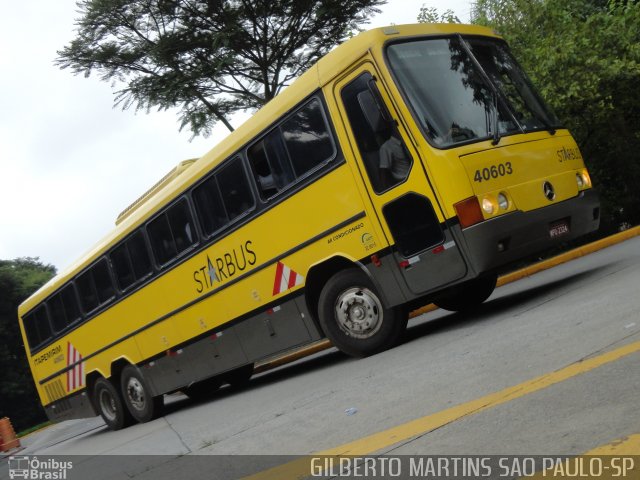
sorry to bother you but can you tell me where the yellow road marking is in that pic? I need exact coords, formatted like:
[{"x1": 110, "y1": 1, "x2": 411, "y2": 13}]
[
  {"x1": 584, "y1": 434, "x2": 640, "y2": 455},
  {"x1": 524, "y1": 435, "x2": 640, "y2": 479},
  {"x1": 318, "y1": 341, "x2": 640, "y2": 456},
  {"x1": 243, "y1": 340, "x2": 640, "y2": 479}
]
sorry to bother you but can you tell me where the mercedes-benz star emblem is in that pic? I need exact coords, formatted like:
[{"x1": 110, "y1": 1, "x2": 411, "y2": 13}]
[{"x1": 543, "y1": 181, "x2": 556, "y2": 201}]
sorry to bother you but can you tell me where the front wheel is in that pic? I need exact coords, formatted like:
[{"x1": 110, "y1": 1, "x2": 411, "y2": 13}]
[
  {"x1": 120, "y1": 365, "x2": 163, "y2": 423},
  {"x1": 93, "y1": 377, "x2": 133, "y2": 431},
  {"x1": 433, "y1": 274, "x2": 498, "y2": 312},
  {"x1": 318, "y1": 268, "x2": 407, "y2": 357}
]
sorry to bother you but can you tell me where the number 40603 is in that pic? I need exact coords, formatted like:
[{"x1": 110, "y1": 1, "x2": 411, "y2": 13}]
[{"x1": 474, "y1": 162, "x2": 513, "y2": 183}]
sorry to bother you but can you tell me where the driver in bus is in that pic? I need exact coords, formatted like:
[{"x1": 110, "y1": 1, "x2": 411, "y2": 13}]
[{"x1": 379, "y1": 132, "x2": 411, "y2": 187}]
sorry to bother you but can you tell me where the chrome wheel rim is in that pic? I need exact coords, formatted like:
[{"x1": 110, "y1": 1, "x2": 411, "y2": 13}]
[
  {"x1": 334, "y1": 287, "x2": 383, "y2": 339},
  {"x1": 126, "y1": 377, "x2": 146, "y2": 411}
]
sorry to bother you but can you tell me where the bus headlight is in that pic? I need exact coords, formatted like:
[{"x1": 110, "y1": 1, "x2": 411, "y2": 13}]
[
  {"x1": 497, "y1": 192, "x2": 509, "y2": 211},
  {"x1": 482, "y1": 197, "x2": 496, "y2": 215},
  {"x1": 578, "y1": 169, "x2": 592, "y2": 189}
]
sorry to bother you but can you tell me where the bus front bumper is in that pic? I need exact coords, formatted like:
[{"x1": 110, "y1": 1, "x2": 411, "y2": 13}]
[{"x1": 458, "y1": 189, "x2": 600, "y2": 274}]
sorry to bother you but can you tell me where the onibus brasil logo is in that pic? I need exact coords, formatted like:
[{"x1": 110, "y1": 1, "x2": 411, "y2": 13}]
[{"x1": 8, "y1": 456, "x2": 73, "y2": 479}]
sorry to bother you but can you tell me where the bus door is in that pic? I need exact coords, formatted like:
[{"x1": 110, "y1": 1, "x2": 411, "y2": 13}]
[{"x1": 334, "y1": 64, "x2": 467, "y2": 294}]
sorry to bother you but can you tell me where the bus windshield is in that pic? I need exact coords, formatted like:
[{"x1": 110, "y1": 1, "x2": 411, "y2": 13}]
[{"x1": 386, "y1": 36, "x2": 561, "y2": 148}]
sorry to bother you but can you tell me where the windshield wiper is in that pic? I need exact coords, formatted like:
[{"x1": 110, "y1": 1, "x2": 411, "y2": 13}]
[
  {"x1": 491, "y1": 91, "x2": 501, "y2": 145},
  {"x1": 532, "y1": 109, "x2": 556, "y2": 135}
]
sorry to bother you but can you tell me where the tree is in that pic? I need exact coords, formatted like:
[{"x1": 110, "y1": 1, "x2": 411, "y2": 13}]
[
  {"x1": 0, "y1": 258, "x2": 56, "y2": 432},
  {"x1": 56, "y1": 0, "x2": 386, "y2": 136},
  {"x1": 417, "y1": 5, "x2": 460, "y2": 23}
]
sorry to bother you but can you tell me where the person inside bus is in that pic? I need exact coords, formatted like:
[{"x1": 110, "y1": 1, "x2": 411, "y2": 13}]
[
  {"x1": 378, "y1": 132, "x2": 411, "y2": 188},
  {"x1": 356, "y1": 88, "x2": 411, "y2": 191}
]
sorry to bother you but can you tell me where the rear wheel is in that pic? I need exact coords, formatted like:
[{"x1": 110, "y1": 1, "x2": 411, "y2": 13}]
[
  {"x1": 93, "y1": 377, "x2": 133, "y2": 431},
  {"x1": 434, "y1": 274, "x2": 498, "y2": 312},
  {"x1": 318, "y1": 268, "x2": 407, "y2": 357},
  {"x1": 120, "y1": 365, "x2": 163, "y2": 423}
]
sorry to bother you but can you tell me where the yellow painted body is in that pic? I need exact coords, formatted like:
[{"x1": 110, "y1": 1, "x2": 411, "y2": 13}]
[
  {"x1": 459, "y1": 132, "x2": 587, "y2": 214},
  {"x1": 18, "y1": 23, "x2": 594, "y2": 410}
]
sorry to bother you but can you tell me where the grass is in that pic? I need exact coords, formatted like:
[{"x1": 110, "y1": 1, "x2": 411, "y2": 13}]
[{"x1": 17, "y1": 421, "x2": 52, "y2": 438}]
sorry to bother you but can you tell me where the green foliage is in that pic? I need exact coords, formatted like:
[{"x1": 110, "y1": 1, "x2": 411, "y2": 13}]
[
  {"x1": 472, "y1": 0, "x2": 640, "y2": 231},
  {"x1": 17, "y1": 421, "x2": 52, "y2": 438},
  {"x1": 417, "y1": 5, "x2": 461, "y2": 23},
  {"x1": 0, "y1": 258, "x2": 56, "y2": 432},
  {"x1": 56, "y1": 0, "x2": 386, "y2": 136}
]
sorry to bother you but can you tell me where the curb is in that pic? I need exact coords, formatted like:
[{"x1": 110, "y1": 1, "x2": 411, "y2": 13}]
[
  {"x1": 496, "y1": 225, "x2": 640, "y2": 287},
  {"x1": 256, "y1": 225, "x2": 640, "y2": 373}
]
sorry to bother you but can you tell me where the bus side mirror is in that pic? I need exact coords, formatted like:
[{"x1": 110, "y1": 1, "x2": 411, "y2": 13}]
[{"x1": 357, "y1": 89, "x2": 393, "y2": 133}]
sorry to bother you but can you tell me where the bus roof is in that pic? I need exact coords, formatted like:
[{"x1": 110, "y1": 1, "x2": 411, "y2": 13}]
[
  {"x1": 115, "y1": 159, "x2": 198, "y2": 226},
  {"x1": 19, "y1": 23, "x2": 498, "y2": 314}
]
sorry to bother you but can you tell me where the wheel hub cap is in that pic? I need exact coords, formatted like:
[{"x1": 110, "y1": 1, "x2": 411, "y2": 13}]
[
  {"x1": 126, "y1": 378, "x2": 146, "y2": 411},
  {"x1": 99, "y1": 390, "x2": 117, "y2": 421},
  {"x1": 335, "y1": 287, "x2": 383, "y2": 339}
]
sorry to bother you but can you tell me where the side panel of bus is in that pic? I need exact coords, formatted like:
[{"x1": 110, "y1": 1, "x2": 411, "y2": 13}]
[{"x1": 30, "y1": 104, "x2": 402, "y2": 418}]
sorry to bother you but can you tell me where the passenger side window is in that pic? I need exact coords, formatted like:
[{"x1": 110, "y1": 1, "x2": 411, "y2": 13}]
[
  {"x1": 341, "y1": 73, "x2": 412, "y2": 193},
  {"x1": 193, "y1": 175, "x2": 227, "y2": 236},
  {"x1": 217, "y1": 159, "x2": 254, "y2": 222},
  {"x1": 110, "y1": 230, "x2": 153, "y2": 290},
  {"x1": 61, "y1": 285, "x2": 82, "y2": 324},
  {"x1": 281, "y1": 98, "x2": 335, "y2": 177},
  {"x1": 148, "y1": 198, "x2": 197, "y2": 265},
  {"x1": 77, "y1": 270, "x2": 99, "y2": 313},
  {"x1": 23, "y1": 305, "x2": 53, "y2": 349},
  {"x1": 94, "y1": 259, "x2": 116, "y2": 304},
  {"x1": 194, "y1": 158, "x2": 254, "y2": 236},
  {"x1": 49, "y1": 293, "x2": 68, "y2": 332},
  {"x1": 128, "y1": 230, "x2": 153, "y2": 280},
  {"x1": 147, "y1": 214, "x2": 174, "y2": 265},
  {"x1": 168, "y1": 200, "x2": 196, "y2": 255},
  {"x1": 111, "y1": 243, "x2": 135, "y2": 290},
  {"x1": 248, "y1": 131, "x2": 294, "y2": 199},
  {"x1": 77, "y1": 259, "x2": 116, "y2": 313},
  {"x1": 248, "y1": 98, "x2": 335, "y2": 199},
  {"x1": 49, "y1": 285, "x2": 81, "y2": 332}
]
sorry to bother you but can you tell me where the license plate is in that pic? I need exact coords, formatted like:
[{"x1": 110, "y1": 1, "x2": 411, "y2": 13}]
[{"x1": 549, "y1": 220, "x2": 570, "y2": 238}]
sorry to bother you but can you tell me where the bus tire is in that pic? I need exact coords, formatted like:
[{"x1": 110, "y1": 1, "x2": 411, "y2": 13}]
[
  {"x1": 94, "y1": 377, "x2": 133, "y2": 431},
  {"x1": 120, "y1": 365, "x2": 163, "y2": 423},
  {"x1": 434, "y1": 274, "x2": 498, "y2": 312},
  {"x1": 318, "y1": 268, "x2": 407, "y2": 357}
]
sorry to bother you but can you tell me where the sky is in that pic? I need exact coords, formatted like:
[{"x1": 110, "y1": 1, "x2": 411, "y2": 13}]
[{"x1": 0, "y1": 0, "x2": 474, "y2": 271}]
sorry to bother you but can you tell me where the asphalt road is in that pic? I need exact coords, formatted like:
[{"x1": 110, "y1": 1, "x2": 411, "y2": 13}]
[{"x1": 3, "y1": 235, "x2": 640, "y2": 479}]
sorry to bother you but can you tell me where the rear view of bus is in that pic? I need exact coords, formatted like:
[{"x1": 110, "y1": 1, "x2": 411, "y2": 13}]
[{"x1": 374, "y1": 27, "x2": 599, "y2": 310}]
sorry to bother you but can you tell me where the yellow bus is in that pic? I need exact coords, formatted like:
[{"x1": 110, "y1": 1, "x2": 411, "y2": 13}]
[{"x1": 18, "y1": 23, "x2": 600, "y2": 430}]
